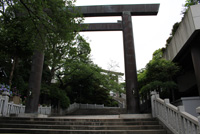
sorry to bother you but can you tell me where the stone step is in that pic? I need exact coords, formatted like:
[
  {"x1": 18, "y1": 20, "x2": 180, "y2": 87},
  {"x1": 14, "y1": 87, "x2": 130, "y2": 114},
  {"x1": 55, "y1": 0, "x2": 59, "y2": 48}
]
[
  {"x1": 0, "y1": 123, "x2": 163, "y2": 130},
  {"x1": 67, "y1": 109, "x2": 127, "y2": 115},
  {"x1": 0, "y1": 115, "x2": 167, "y2": 134},
  {"x1": 0, "y1": 116, "x2": 155, "y2": 121},
  {"x1": 0, "y1": 128, "x2": 167, "y2": 134},
  {"x1": 0, "y1": 120, "x2": 160, "y2": 125}
]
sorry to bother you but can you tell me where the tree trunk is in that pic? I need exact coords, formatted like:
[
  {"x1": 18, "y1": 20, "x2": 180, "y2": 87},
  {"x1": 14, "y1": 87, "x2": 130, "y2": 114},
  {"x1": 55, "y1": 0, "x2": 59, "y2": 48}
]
[
  {"x1": 25, "y1": 50, "x2": 44, "y2": 113},
  {"x1": 9, "y1": 56, "x2": 19, "y2": 87},
  {"x1": 50, "y1": 67, "x2": 55, "y2": 84}
]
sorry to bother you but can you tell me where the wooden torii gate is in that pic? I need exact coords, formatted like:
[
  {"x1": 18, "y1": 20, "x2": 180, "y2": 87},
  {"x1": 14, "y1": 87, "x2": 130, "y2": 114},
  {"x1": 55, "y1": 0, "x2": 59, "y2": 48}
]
[{"x1": 76, "y1": 4, "x2": 160, "y2": 113}]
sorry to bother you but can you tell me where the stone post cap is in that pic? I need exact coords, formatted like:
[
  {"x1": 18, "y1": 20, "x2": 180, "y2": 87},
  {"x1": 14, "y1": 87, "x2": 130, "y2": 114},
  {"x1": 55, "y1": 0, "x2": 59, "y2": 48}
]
[
  {"x1": 2, "y1": 91, "x2": 10, "y2": 96},
  {"x1": 196, "y1": 107, "x2": 200, "y2": 114},
  {"x1": 150, "y1": 91, "x2": 157, "y2": 95}
]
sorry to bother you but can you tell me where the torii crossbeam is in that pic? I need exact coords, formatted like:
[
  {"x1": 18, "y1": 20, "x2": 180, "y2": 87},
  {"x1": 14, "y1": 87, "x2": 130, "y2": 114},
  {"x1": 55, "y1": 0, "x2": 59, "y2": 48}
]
[{"x1": 76, "y1": 4, "x2": 160, "y2": 113}]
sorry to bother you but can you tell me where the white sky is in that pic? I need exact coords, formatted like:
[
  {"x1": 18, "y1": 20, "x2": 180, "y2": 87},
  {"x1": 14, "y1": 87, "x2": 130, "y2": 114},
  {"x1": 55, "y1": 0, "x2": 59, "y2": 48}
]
[{"x1": 75, "y1": 0, "x2": 186, "y2": 80}]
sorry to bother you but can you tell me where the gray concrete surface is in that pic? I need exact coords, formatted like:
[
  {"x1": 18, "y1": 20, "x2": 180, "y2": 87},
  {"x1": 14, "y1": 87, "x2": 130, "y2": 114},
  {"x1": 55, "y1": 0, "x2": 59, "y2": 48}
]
[{"x1": 163, "y1": 4, "x2": 200, "y2": 61}]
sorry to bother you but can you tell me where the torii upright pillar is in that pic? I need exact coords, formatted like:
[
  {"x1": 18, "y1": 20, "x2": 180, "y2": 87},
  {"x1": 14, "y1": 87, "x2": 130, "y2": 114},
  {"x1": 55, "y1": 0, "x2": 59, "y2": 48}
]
[
  {"x1": 122, "y1": 11, "x2": 139, "y2": 113},
  {"x1": 76, "y1": 4, "x2": 160, "y2": 113}
]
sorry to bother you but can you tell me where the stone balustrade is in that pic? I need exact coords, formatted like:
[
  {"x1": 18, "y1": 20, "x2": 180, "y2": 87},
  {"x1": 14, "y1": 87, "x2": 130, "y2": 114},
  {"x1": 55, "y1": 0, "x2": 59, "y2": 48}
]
[
  {"x1": 0, "y1": 91, "x2": 51, "y2": 117},
  {"x1": 151, "y1": 91, "x2": 200, "y2": 134}
]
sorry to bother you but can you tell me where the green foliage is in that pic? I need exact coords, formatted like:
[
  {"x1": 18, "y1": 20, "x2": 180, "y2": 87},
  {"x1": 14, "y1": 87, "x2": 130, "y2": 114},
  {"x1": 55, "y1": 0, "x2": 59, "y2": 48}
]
[
  {"x1": 0, "y1": 51, "x2": 10, "y2": 84},
  {"x1": 0, "y1": 0, "x2": 122, "y2": 109},
  {"x1": 165, "y1": 0, "x2": 199, "y2": 49},
  {"x1": 165, "y1": 22, "x2": 180, "y2": 47},
  {"x1": 182, "y1": 0, "x2": 200, "y2": 16},
  {"x1": 0, "y1": 1, "x2": 38, "y2": 56},
  {"x1": 44, "y1": 34, "x2": 91, "y2": 82},
  {"x1": 0, "y1": 0, "x2": 84, "y2": 83},
  {"x1": 106, "y1": 97, "x2": 119, "y2": 107},
  {"x1": 57, "y1": 58, "x2": 121, "y2": 106},
  {"x1": 138, "y1": 49, "x2": 180, "y2": 99},
  {"x1": 171, "y1": 22, "x2": 180, "y2": 36},
  {"x1": 140, "y1": 80, "x2": 177, "y2": 98},
  {"x1": 184, "y1": 0, "x2": 200, "y2": 8},
  {"x1": 146, "y1": 59, "x2": 179, "y2": 82},
  {"x1": 41, "y1": 83, "x2": 70, "y2": 109},
  {"x1": 152, "y1": 49, "x2": 163, "y2": 60},
  {"x1": 59, "y1": 92, "x2": 70, "y2": 109}
]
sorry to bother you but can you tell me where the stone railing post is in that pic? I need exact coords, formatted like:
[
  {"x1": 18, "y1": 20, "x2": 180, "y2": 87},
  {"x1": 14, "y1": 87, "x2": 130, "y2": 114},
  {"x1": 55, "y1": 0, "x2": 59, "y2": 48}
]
[
  {"x1": 196, "y1": 107, "x2": 200, "y2": 134},
  {"x1": 48, "y1": 106, "x2": 51, "y2": 115},
  {"x1": 164, "y1": 99, "x2": 170, "y2": 124},
  {"x1": 20, "y1": 104, "x2": 24, "y2": 114},
  {"x1": 0, "y1": 95, "x2": 3, "y2": 116},
  {"x1": 178, "y1": 106, "x2": 185, "y2": 134},
  {"x1": 10, "y1": 102, "x2": 14, "y2": 114},
  {"x1": 2, "y1": 91, "x2": 10, "y2": 116},
  {"x1": 151, "y1": 91, "x2": 157, "y2": 118}
]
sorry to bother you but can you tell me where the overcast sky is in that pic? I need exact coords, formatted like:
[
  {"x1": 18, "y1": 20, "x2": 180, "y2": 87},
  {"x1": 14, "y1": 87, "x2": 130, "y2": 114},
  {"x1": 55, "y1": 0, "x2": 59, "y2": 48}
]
[{"x1": 75, "y1": 0, "x2": 186, "y2": 81}]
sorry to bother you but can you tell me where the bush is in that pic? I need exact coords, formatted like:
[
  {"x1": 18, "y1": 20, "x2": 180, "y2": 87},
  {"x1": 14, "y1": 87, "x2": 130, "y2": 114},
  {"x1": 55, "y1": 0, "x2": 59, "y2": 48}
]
[{"x1": 48, "y1": 84, "x2": 70, "y2": 109}]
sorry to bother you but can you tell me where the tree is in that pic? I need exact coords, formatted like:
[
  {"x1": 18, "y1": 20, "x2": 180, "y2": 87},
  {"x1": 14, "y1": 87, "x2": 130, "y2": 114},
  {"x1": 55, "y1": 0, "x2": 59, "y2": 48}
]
[
  {"x1": 105, "y1": 60, "x2": 125, "y2": 94},
  {"x1": 53, "y1": 56, "x2": 119, "y2": 106},
  {"x1": 23, "y1": 0, "x2": 83, "y2": 113},
  {"x1": 1, "y1": 0, "x2": 122, "y2": 111},
  {"x1": 138, "y1": 49, "x2": 180, "y2": 100},
  {"x1": 45, "y1": 34, "x2": 91, "y2": 83},
  {"x1": 0, "y1": 2, "x2": 36, "y2": 87},
  {"x1": 38, "y1": 34, "x2": 91, "y2": 109},
  {"x1": 0, "y1": 0, "x2": 84, "y2": 113}
]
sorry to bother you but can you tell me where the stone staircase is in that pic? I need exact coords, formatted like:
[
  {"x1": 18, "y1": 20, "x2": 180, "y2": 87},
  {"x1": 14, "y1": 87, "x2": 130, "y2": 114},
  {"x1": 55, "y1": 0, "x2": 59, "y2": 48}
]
[
  {"x1": 68, "y1": 109, "x2": 127, "y2": 115},
  {"x1": 0, "y1": 116, "x2": 168, "y2": 134}
]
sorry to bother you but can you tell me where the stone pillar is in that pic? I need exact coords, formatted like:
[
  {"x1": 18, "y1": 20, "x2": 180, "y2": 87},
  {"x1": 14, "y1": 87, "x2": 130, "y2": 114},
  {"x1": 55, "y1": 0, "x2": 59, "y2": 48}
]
[
  {"x1": 25, "y1": 50, "x2": 44, "y2": 114},
  {"x1": 196, "y1": 107, "x2": 200, "y2": 133},
  {"x1": 151, "y1": 91, "x2": 157, "y2": 117},
  {"x1": 191, "y1": 44, "x2": 200, "y2": 95},
  {"x1": 2, "y1": 91, "x2": 10, "y2": 116},
  {"x1": 122, "y1": 11, "x2": 140, "y2": 113},
  {"x1": 178, "y1": 106, "x2": 185, "y2": 134}
]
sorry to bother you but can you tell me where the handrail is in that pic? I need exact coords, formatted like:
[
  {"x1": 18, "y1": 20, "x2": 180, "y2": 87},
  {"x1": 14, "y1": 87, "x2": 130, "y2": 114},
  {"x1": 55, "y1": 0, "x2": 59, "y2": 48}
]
[
  {"x1": 151, "y1": 91, "x2": 200, "y2": 134},
  {"x1": 1, "y1": 92, "x2": 120, "y2": 117},
  {"x1": 0, "y1": 92, "x2": 51, "y2": 117}
]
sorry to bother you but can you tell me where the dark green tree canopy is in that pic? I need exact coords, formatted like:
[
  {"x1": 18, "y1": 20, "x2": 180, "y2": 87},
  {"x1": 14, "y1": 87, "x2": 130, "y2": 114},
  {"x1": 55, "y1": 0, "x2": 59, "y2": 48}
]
[
  {"x1": 0, "y1": 0, "x2": 123, "y2": 110},
  {"x1": 138, "y1": 49, "x2": 180, "y2": 99}
]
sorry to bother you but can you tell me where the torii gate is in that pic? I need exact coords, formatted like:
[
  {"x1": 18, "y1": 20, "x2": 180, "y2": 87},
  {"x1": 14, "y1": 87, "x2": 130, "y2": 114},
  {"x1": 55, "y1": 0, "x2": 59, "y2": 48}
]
[{"x1": 76, "y1": 4, "x2": 160, "y2": 113}]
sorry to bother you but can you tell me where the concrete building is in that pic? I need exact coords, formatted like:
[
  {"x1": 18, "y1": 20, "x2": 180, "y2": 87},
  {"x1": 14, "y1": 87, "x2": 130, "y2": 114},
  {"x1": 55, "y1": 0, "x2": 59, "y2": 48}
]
[
  {"x1": 163, "y1": 4, "x2": 200, "y2": 98},
  {"x1": 163, "y1": 4, "x2": 200, "y2": 116}
]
